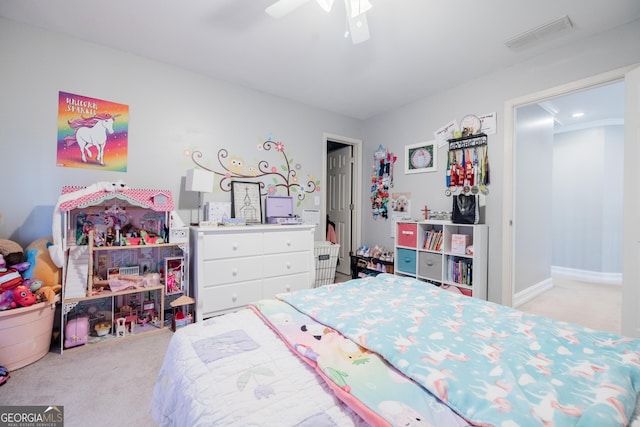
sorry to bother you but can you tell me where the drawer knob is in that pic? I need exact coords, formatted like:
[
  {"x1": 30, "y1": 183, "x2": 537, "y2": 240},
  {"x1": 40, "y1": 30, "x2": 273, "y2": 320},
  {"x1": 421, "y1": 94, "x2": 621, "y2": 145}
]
[
  {"x1": 286, "y1": 240, "x2": 292, "y2": 246},
  {"x1": 232, "y1": 269, "x2": 238, "y2": 276},
  {"x1": 286, "y1": 262, "x2": 291, "y2": 269},
  {"x1": 232, "y1": 243, "x2": 238, "y2": 251},
  {"x1": 286, "y1": 285, "x2": 291, "y2": 292},
  {"x1": 426, "y1": 261, "x2": 434, "y2": 266},
  {"x1": 231, "y1": 293, "x2": 237, "y2": 302}
]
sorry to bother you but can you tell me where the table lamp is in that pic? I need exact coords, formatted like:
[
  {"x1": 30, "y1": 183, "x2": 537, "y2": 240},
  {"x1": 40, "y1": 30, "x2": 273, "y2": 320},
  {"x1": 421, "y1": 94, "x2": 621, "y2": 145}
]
[{"x1": 185, "y1": 168, "x2": 214, "y2": 225}]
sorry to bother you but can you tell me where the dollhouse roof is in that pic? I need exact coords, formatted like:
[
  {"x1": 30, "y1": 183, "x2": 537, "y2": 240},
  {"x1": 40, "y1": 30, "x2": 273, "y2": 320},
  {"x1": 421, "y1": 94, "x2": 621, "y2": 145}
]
[{"x1": 59, "y1": 186, "x2": 175, "y2": 212}]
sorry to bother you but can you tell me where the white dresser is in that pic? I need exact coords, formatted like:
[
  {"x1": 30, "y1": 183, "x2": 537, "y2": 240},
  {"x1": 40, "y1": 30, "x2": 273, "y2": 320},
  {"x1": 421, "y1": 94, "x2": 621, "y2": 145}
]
[{"x1": 190, "y1": 225, "x2": 316, "y2": 321}]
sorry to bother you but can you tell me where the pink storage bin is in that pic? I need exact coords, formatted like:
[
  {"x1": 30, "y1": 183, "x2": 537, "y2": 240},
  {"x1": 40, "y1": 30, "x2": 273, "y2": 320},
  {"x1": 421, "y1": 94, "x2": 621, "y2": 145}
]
[
  {"x1": 396, "y1": 223, "x2": 417, "y2": 248},
  {"x1": 0, "y1": 296, "x2": 58, "y2": 370}
]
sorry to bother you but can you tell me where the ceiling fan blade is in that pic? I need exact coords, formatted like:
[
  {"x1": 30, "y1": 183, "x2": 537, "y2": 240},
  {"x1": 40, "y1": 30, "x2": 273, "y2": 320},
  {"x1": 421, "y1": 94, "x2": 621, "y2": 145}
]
[{"x1": 265, "y1": 0, "x2": 312, "y2": 18}]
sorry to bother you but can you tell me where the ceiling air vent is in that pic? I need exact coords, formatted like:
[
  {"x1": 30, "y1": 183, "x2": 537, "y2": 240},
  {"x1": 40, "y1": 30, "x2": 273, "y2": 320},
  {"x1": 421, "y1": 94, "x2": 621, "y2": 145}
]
[{"x1": 505, "y1": 15, "x2": 573, "y2": 50}]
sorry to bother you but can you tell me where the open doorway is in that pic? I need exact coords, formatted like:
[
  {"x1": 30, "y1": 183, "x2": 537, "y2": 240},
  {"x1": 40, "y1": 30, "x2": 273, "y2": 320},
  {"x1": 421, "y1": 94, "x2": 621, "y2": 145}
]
[
  {"x1": 512, "y1": 82, "x2": 624, "y2": 333},
  {"x1": 502, "y1": 69, "x2": 632, "y2": 334},
  {"x1": 323, "y1": 134, "x2": 362, "y2": 276}
]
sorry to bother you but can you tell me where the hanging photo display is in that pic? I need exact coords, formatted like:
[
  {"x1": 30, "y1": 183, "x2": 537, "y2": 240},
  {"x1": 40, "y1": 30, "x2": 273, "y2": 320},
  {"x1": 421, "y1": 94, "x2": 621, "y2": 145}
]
[{"x1": 371, "y1": 144, "x2": 397, "y2": 220}]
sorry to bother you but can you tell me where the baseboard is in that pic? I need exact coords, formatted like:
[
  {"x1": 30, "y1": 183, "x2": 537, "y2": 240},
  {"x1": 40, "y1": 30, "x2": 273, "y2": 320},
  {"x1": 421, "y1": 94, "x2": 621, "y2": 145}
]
[
  {"x1": 551, "y1": 266, "x2": 622, "y2": 286},
  {"x1": 513, "y1": 278, "x2": 553, "y2": 308},
  {"x1": 513, "y1": 267, "x2": 622, "y2": 308}
]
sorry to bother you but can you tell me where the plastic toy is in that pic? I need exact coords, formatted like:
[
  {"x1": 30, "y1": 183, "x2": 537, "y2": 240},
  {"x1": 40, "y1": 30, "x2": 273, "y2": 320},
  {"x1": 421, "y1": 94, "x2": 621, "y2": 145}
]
[
  {"x1": 64, "y1": 316, "x2": 89, "y2": 348},
  {"x1": 0, "y1": 365, "x2": 9, "y2": 386}
]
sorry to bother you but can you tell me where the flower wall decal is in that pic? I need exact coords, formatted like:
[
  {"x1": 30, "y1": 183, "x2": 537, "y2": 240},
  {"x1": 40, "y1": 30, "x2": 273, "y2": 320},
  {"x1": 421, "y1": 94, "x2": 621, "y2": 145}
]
[{"x1": 190, "y1": 137, "x2": 320, "y2": 206}]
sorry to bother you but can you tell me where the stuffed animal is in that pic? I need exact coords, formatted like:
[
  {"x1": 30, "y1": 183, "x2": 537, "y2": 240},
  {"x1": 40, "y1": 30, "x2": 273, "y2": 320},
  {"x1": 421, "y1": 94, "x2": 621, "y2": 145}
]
[
  {"x1": 25, "y1": 238, "x2": 61, "y2": 304},
  {"x1": 0, "y1": 239, "x2": 26, "y2": 269},
  {"x1": 12, "y1": 285, "x2": 36, "y2": 307},
  {"x1": 0, "y1": 289, "x2": 16, "y2": 310},
  {"x1": 0, "y1": 267, "x2": 22, "y2": 293}
]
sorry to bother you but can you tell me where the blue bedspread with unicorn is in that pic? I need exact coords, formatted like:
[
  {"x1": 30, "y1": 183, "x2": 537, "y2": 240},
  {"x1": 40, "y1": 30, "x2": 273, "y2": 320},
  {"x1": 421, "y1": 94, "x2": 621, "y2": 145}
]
[{"x1": 279, "y1": 273, "x2": 640, "y2": 427}]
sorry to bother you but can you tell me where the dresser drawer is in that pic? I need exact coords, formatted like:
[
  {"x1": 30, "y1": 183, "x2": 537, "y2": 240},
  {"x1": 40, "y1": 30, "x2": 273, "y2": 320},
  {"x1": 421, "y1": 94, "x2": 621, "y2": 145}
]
[
  {"x1": 198, "y1": 280, "x2": 263, "y2": 317},
  {"x1": 202, "y1": 256, "x2": 263, "y2": 286},
  {"x1": 396, "y1": 248, "x2": 417, "y2": 275},
  {"x1": 263, "y1": 272, "x2": 311, "y2": 298},
  {"x1": 262, "y1": 251, "x2": 310, "y2": 278},
  {"x1": 263, "y1": 229, "x2": 312, "y2": 254},
  {"x1": 202, "y1": 232, "x2": 263, "y2": 259}
]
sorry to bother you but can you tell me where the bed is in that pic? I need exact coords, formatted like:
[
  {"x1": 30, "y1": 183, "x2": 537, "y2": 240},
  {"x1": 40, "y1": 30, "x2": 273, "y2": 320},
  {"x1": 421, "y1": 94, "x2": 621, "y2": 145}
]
[{"x1": 151, "y1": 273, "x2": 640, "y2": 427}]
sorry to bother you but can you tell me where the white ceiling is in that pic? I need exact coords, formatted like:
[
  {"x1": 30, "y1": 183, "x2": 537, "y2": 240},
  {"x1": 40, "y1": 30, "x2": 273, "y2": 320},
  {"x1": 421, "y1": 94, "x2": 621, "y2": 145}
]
[{"x1": 1, "y1": 0, "x2": 639, "y2": 120}]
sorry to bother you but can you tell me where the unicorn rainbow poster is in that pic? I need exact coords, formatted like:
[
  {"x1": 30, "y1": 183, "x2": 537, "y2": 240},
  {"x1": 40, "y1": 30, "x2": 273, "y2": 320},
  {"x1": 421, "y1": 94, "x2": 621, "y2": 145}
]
[{"x1": 56, "y1": 91, "x2": 129, "y2": 172}]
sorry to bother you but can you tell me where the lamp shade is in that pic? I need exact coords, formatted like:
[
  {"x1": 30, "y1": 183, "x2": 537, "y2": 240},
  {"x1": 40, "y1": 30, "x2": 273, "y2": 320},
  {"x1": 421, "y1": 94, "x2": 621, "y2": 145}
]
[{"x1": 185, "y1": 168, "x2": 214, "y2": 193}]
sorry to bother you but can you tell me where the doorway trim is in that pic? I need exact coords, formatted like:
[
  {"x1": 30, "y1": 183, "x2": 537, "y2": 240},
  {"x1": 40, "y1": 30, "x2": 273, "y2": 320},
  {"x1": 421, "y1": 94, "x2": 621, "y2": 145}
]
[
  {"x1": 501, "y1": 65, "x2": 635, "y2": 307},
  {"x1": 322, "y1": 133, "x2": 363, "y2": 256}
]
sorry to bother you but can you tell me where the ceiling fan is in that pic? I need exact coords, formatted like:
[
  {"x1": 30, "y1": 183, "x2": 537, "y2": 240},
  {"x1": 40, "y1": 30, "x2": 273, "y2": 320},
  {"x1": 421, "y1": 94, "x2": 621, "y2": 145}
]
[{"x1": 265, "y1": 0, "x2": 372, "y2": 44}]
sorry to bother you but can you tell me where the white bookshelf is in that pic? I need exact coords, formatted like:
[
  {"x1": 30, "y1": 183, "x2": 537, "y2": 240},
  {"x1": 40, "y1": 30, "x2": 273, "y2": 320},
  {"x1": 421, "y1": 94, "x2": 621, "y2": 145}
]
[{"x1": 394, "y1": 220, "x2": 488, "y2": 300}]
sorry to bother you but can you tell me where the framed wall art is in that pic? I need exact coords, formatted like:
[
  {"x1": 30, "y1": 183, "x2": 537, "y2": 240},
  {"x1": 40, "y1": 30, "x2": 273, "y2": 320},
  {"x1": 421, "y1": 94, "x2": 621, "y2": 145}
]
[
  {"x1": 405, "y1": 140, "x2": 437, "y2": 174},
  {"x1": 230, "y1": 181, "x2": 263, "y2": 223}
]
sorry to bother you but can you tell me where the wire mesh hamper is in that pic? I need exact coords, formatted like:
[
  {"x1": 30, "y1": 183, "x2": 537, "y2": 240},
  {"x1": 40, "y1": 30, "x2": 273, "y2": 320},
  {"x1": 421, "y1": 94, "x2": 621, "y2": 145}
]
[{"x1": 314, "y1": 241, "x2": 340, "y2": 287}]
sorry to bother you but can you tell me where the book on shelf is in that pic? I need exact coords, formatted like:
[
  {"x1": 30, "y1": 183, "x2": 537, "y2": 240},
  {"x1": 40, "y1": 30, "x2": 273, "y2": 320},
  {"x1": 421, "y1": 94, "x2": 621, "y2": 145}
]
[
  {"x1": 423, "y1": 230, "x2": 443, "y2": 251},
  {"x1": 447, "y1": 258, "x2": 473, "y2": 285}
]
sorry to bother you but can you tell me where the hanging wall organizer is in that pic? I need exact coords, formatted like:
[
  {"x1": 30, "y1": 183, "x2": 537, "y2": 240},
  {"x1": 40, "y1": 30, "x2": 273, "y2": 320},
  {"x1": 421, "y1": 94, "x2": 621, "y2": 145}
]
[{"x1": 446, "y1": 133, "x2": 490, "y2": 197}]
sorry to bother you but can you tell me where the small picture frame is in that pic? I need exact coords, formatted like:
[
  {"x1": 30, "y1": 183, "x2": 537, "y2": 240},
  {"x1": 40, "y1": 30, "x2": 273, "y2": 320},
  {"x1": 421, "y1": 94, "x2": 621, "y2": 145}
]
[
  {"x1": 164, "y1": 256, "x2": 185, "y2": 295},
  {"x1": 230, "y1": 181, "x2": 263, "y2": 223},
  {"x1": 405, "y1": 140, "x2": 437, "y2": 174}
]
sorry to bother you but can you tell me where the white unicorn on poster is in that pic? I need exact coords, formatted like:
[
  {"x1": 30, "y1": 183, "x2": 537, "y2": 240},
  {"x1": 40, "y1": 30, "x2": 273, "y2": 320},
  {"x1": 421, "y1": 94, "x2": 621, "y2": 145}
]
[{"x1": 63, "y1": 113, "x2": 117, "y2": 165}]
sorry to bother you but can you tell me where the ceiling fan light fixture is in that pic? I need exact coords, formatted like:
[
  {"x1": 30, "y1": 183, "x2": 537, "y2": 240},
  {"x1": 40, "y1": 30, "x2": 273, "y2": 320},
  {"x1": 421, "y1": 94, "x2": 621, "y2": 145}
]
[
  {"x1": 348, "y1": 0, "x2": 372, "y2": 18},
  {"x1": 316, "y1": 0, "x2": 335, "y2": 12}
]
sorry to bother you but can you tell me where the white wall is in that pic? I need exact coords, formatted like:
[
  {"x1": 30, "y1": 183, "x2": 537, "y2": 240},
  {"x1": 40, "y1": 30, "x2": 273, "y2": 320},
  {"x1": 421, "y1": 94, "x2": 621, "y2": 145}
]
[
  {"x1": 0, "y1": 17, "x2": 363, "y2": 246},
  {"x1": 2, "y1": 16, "x2": 639, "y2": 304},
  {"x1": 515, "y1": 104, "x2": 553, "y2": 294},
  {"x1": 552, "y1": 125, "x2": 623, "y2": 273},
  {"x1": 361, "y1": 19, "x2": 640, "y2": 302}
]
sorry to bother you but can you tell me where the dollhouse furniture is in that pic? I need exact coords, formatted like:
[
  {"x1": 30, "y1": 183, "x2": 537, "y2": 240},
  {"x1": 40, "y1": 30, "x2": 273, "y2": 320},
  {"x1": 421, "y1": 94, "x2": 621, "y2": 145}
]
[
  {"x1": 190, "y1": 224, "x2": 315, "y2": 321},
  {"x1": 169, "y1": 295, "x2": 195, "y2": 331},
  {"x1": 56, "y1": 185, "x2": 189, "y2": 351}
]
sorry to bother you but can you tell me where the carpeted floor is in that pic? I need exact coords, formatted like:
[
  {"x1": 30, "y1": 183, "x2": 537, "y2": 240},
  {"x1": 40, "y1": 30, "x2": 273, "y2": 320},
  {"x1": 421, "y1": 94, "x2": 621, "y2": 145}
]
[
  {"x1": 518, "y1": 276, "x2": 621, "y2": 335},
  {"x1": 3, "y1": 328, "x2": 173, "y2": 427}
]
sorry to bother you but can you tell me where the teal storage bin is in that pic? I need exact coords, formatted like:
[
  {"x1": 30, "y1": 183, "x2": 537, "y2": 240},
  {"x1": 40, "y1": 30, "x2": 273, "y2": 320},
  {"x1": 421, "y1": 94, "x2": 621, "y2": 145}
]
[{"x1": 396, "y1": 248, "x2": 417, "y2": 275}]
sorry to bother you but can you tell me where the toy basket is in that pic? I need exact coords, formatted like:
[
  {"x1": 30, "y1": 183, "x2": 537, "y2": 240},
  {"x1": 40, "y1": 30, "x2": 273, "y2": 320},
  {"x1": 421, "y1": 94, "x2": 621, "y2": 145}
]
[{"x1": 314, "y1": 241, "x2": 340, "y2": 288}]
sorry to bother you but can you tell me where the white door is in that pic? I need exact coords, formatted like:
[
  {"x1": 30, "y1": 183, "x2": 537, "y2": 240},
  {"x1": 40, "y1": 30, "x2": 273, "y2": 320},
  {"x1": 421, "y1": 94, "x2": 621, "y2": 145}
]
[
  {"x1": 622, "y1": 66, "x2": 640, "y2": 337},
  {"x1": 327, "y1": 145, "x2": 352, "y2": 275}
]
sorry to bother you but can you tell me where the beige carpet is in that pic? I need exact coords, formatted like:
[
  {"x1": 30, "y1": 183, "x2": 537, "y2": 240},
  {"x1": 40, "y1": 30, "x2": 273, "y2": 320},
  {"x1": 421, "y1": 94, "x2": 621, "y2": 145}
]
[
  {"x1": 3, "y1": 328, "x2": 173, "y2": 427},
  {"x1": 518, "y1": 276, "x2": 622, "y2": 335}
]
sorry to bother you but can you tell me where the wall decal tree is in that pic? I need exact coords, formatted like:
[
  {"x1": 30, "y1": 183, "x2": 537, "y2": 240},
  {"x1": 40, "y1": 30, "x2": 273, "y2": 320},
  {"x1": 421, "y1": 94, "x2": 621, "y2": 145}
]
[{"x1": 190, "y1": 137, "x2": 320, "y2": 206}]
